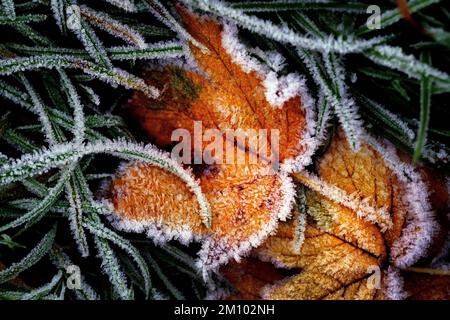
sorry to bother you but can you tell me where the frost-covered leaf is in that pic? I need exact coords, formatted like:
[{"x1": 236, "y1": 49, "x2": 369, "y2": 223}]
[
  {"x1": 413, "y1": 52, "x2": 432, "y2": 163},
  {"x1": 50, "y1": 0, "x2": 66, "y2": 34},
  {"x1": 231, "y1": 1, "x2": 370, "y2": 13},
  {"x1": 58, "y1": 69, "x2": 85, "y2": 144},
  {"x1": 50, "y1": 247, "x2": 99, "y2": 300},
  {"x1": 248, "y1": 131, "x2": 439, "y2": 299},
  {"x1": 0, "y1": 224, "x2": 57, "y2": 284},
  {"x1": 20, "y1": 74, "x2": 57, "y2": 145},
  {"x1": 94, "y1": 236, "x2": 133, "y2": 300},
  {"x1": 6, "y1": 42, "x2": 185, "y2": 61},
  {"x1": 0, "y1": 163, "x2": 75, "y2": 232},
  {"x1": 0, "y1": 56, "x2": 160, "y2": 98},
  {"x1": 67, "y1": 5, "x2": 113, "y2": 70},
  {"x1": 65, "y1": 174, "x2": 90, "y2": 257},
  {"x1": 83, "y1": 219, "x2": 151, "y2": 298},
  {"x1": 110, "y1": 8, "x2": 319, "y2": 274},
  {"x1": 365, "y1": 45, "x2": 450, "y2": 88},
  {"x1": 80, "y1": 6, "x2": 147, "y2": 49}
]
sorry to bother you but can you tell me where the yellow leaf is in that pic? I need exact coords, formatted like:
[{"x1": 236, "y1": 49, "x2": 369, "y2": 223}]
[{"x1": 248, "y1": 131, "x2": 438, "y2": 299}]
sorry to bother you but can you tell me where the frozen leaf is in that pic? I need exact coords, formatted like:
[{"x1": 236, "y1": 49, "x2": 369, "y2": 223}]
[
  {"x1": 110, "y1": 7, "x2": 318, "y2": 274},
  {"x1": 80, "y1": 6, "x2": 147, "y2": 49},
  {"x1": 0, "y1": 224, "x2": 56, "y2": 284},
  {"x1": 50, "y1": 0, "x2": 66, "y2": 34},
  {"x1": 249, "y1": 131, "x2": 439, "y2": 299},
  {"x1": 0, "y1": 56, "x2": 160, "y2": 98}
]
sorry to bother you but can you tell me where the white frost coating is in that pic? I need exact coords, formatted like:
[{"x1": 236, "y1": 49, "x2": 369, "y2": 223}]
[
  {"x1": 50, "y1": 0, "x2": 64, "y2": 32},
  {"x1": 423, "y1": 142, "x2": 449, "y2": 164},
  {"x1": 383, "y1": 267, "x2": 407, "y2": 300},
  {"x1": 255, "y1": 249, "x2": 291, "y2": 269},
  {"x1": 80, "y1": 6, "x2": 148, "y2": 49},
  {"x1": 196, "y1": 171, "x2": 296, "y2": 279},
  {"x1": 108, "y1": 40, "x2": 186, "y2": 61},
  {"x1": 296, "y1": 171, "x2": 393, "y2": 231},
  {"x1": 20, "y1": 74, "x2": 57, "y2": 146},
  {"x1": 58, "y1": 70, "x2": 86, "y2": 145},
  {"x1": 366, "y1": 45, "x2": 450, "y2": 83},
  {"x1": 263, "y1": 72, "x2": 304, "y2": 108},
  {"x1": 299, "y1": 49, "x2": 365, "y2": 151},
  {"x1": 221, "y1": 22, "x2": 265, "y2": 74},
  {"x1": 65, "y1": 181, "x2": 90, "y2": 257},
  {"x1": 94, "y1": 236, "x2": 132, "y2": 300},
  {"x1": 0, "y1": 143, "x2": 81, "y2": 186},
  {"x1": 282, "y1": 76, "x2": 319, "y2": 173},
  {"x1": 1, "y1": 55, "x2": 160, "y2": 98},
  {"x1": 107, "y1": 212, "x2": 202, "y2": 246},
  {"x1": 264, "y1": 51, "x2": 287, "y2": 72},
  {"x1": 367, "y1": 137, "x2": 438, "y2": 268},
  {"x1": 190, "y1": 0, "x2": 387, "y2": 54}
]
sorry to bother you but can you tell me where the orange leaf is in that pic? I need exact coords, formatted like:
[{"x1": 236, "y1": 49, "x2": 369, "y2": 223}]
[{"x1": 110, "y1": 7, "x2": 317, "y2": 273}]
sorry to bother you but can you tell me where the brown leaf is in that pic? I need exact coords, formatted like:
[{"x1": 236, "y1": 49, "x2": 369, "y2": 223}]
[
  {"x1": 220, "y1": 258, "x2": 284, "y2": 300},
  {"x1": 403, "y1": 271, "x2": 450, "y2": 300}
]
